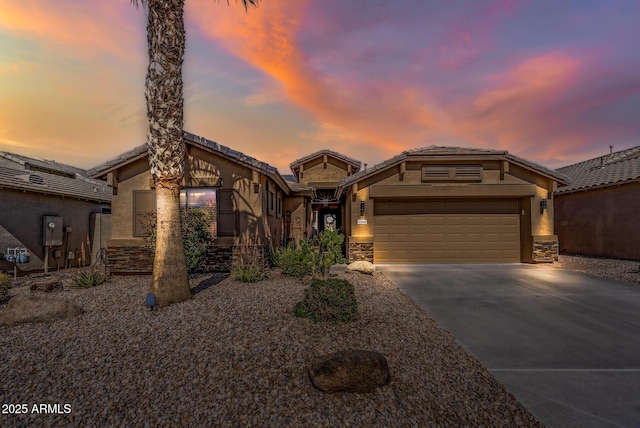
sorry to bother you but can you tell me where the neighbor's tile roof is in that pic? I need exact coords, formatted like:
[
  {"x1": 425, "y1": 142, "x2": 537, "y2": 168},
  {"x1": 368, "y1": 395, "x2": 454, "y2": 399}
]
[
  {"x1": 0, "y1": 151, "x2": 87, "y2": 176},
  {"x1": 336, "y1": 145, "x2": 570, "y2": 195},
  {"x1": 289, "y1": 149, "x2": 362, "y2": 171},
  {"x1": 0, "y1": 152, "x2": 110, "y2": 203},
  {"x1": 555, "y1": 146, "x2": 640, "y2": 195}
]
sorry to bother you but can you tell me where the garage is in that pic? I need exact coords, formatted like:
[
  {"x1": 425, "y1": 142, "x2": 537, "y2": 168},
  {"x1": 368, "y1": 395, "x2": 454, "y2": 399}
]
[
  {"x1": 336, "y1": 146, "x2": 571, "y2": 264},
  {"x1": 373, "y1": 199, "x2": 521, "y2": 263}
]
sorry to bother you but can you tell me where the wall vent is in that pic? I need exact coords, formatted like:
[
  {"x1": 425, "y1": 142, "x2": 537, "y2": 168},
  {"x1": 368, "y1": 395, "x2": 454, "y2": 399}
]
[
  {"x1": 421, "y1": 164, "x2": 483, "y2": 182},
  {"x1": 29, "y1": 174, "x2": 44, "y2": 185}
]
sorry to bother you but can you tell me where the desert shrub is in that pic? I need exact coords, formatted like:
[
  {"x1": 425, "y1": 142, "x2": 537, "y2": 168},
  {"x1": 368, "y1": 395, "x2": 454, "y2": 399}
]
[
  {"x1": 233, "y1": 226, "x2": 266, "y2": 283},
  {"x1": 275, "y1": 229, "x2": 346, "y2": 279},
  {"x1": 274, "y1": 243, "x2": 312, "y2": 278},
  {"x1": 141, "y1": 208, "x2": 213, "y2": 273},
  {"x1": 0, "y1": 272, "x2": 12, "y2": 304},
  {"x1": 294, "y1": 278, "x2": 358, "y2": 323},
  {"x1": 234, "y1": 263, "x2": 265, "y2": 283},
  {"x1": 306, "y1": 228, "x2": 346, "y2": 279},
  {"x1": 72, "y1": 270, "x2": 109, "y2": 288}
]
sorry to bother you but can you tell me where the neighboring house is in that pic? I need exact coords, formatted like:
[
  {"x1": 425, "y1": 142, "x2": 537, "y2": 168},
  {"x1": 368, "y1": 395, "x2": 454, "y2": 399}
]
[
  {"x1": 554, "y1": 146, "x2": 640, "y2": 260},
  {"x1": 0, "y1": 152, "x2": 111, "y2": 273},
  {"x1": 336, "y1": 147, "x2": 570, "y2": 263},
  {"x1": 88, "y1": 132, "x2": 314, "y2": 274}
]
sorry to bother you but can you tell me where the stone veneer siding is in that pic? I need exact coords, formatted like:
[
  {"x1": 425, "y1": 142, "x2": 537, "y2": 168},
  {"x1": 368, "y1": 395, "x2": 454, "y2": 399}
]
[
  {"x1": 107, "y1": 245, "x2": 266, "y2": 274},
  {"x1": 348, "y1": 242, "x2": 374, "y2": 263},
  {"x1": 107, "y1": 246, "x2": 154, "y2": 274},
  {"x1": 532, "y1": 239, "x2": 559, "y2": 263}
]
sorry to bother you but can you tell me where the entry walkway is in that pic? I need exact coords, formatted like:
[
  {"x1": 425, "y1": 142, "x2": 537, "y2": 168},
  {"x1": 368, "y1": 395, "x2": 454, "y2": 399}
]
[{"x1": 380, "y1": 263, "x2": 640, "y2": 428}]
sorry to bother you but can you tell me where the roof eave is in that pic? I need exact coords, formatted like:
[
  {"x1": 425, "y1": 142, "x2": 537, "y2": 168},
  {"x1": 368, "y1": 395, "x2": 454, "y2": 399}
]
[
  {"x1": 555, "y1": 177, "x2": 639, "y2": 196},
  {"x1": 0, "y1": 183, "x2": 111, "y2": 203},
  {"x1": 336, "y1": 151, "x2": 571, "y2": 197},
  {"x1": 89, "y1": 151, "x2": 148, "y2": 180},
  {"x1": 504, "y1": 155, "x2": 572, "y2": 185}
]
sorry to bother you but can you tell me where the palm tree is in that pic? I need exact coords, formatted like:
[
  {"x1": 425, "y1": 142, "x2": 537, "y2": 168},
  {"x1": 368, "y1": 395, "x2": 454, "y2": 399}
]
[{"x1": 132, "y1": 0, "x2": 259, "y2": 307}]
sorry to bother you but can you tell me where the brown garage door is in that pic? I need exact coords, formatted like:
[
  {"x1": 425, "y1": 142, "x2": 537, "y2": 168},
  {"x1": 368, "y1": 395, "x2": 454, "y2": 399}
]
[{"x1": 373, "y1": 200, "x2": 520, "y2": 263}]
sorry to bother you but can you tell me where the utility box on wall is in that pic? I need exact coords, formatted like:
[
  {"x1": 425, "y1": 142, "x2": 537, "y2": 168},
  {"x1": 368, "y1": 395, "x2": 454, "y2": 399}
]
[{"x1": 43, "y1": 216, "x2": 63, "y2": 246}]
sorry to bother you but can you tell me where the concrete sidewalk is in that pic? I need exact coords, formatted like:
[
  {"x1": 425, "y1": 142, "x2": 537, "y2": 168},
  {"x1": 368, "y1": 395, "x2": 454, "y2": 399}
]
[{"x1": 380, "y1": 263, "x2": 640, "y2": 428}]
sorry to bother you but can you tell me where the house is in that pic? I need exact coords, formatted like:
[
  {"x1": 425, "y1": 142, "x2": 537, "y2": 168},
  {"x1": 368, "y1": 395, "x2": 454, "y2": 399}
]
[
  {"x1": 89, "y1": 136, "x2": 570, "y2": 273},
  {"x1": 554, "y1": 146, "x2": 640, "y2": 260},
  {"x1": 0, "y1": 152, "x2": 111, "y2": 273},
  {"x1": 88, "y1": 132, "x2": 314, "y2": 274},
  {"x1": 336, "y1": 147, "x2": 570, "y2": 263},
  {"x1": 289, "y1": 150, "x2": 361, "y2": 236}
]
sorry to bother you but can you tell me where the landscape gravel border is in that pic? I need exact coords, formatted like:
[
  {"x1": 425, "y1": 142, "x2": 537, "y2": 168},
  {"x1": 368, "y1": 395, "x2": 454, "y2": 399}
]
[
  {"x1": 1, "y1": 268, "x2": 541, "y2": 427},
  {"x1": 536, "y1": 254, "x2": 640, "y2": 285}
]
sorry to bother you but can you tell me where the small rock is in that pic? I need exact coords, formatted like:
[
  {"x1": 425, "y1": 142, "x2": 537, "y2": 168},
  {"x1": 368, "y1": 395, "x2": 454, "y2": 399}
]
[
  {"x1": 346, "y1": 261, "x2": 376, "y2": 275},
  {"x1": 309, "y1": 350, "x2": 391, "y2": 393},
  {"x1": 301, "y1": 275, "x2": 313, "y2": 285},
  {"x1": 30, "y1": 281, "x2": 63, "y2": 293},
  {"x1": 0, "y1": 295, "x2": 84, "y2": 326}
]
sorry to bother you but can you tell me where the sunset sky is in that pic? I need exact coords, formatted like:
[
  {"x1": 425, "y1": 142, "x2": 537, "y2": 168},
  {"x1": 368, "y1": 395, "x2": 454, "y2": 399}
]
[{"x1": 1, "y1": 0, "x2": 639, "y2": 174}]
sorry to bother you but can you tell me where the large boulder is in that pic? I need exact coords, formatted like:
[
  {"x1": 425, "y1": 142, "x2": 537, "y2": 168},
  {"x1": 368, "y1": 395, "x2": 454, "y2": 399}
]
[
  {"x1": 346, "y1": 261, "x2": 376, "y2": 275},
  {"x1": 309, "y1": 350, "x2": 391, "y2": 393},
  {"x1": 0, "y1": 295, "x2": 83, "y2": 326}
]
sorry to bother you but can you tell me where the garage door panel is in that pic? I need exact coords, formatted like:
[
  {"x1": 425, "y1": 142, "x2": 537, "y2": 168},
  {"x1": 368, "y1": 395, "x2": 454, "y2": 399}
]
[{"x1": 374, "y1": 212, "x2": 520, "y2": 263}]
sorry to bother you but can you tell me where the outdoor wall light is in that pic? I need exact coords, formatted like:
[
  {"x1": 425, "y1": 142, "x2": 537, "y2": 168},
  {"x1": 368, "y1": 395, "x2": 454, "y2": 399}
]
[
  {"x1": 360, "y1": 201, "x2": 366, "y2": 216},
  {"x1": 540, "y1": 198, "x2": 548, "y2": 214}
]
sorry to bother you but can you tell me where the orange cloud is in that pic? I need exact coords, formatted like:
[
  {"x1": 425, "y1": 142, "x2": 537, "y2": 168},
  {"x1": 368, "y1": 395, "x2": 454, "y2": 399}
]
[
  {"x1": 187, "y1": 0, "x2": 443, "y2": 157},
  {"x1": 474, "y1": 53, "x2": 579, "y2": 113},
  {"x1": 448, "y1": 52, "x2": 582, "y2": 153},
  {"x1": 0, "y1": 0, "x2": 142, "y2": 60}
]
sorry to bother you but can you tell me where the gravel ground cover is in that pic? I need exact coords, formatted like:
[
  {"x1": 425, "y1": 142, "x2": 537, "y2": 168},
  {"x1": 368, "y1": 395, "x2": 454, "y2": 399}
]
[
  {"x1": 538, "y1": 254, "x2": 640, "y2": 285},
  {"x1": 0, "y1": 269, "x2": 540, "y2": 427}
]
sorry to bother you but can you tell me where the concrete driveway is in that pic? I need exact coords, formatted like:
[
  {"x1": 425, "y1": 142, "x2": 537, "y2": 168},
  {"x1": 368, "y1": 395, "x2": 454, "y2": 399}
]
[{"x1": 379, "y1": 263, "x2": 640, "y2": 428}]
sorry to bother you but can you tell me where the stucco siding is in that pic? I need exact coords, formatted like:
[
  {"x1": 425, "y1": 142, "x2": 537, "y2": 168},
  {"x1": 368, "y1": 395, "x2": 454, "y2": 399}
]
[
  {"x1": 0, "y1": 188, "x2": 109, "y2": 270},
  {"x1": 298, "y1": 158, "x2": 351, "y2": 187},
  {"x1": 555, "y1": 182, "x2": 640, "y2": 260},
  {"x1": 344, "y1": 158, "x2": 559, "y2": 263}
]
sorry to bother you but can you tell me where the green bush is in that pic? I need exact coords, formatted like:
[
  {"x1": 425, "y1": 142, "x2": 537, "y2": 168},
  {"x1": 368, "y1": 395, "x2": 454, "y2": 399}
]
[
  {"x1": 294, "y1": 278, "x2": 358, "y2": 323},
  {"x1": 0, "y1": 272, "x2": 12, "y2": 304},
  {"x1": 233, "y1": 263, "x2": 265, "y2": 283},
  {"x1": 142, "y1": 208, "x2": 213, "y2": 273},
  {"x1": 274, "y1": 244, "x2": 312, "y2": 278},
  {"x1": 72, "y1": 270, "x2": 109, "y2": 288},
  {"x1": 275, "y1": 229, "x2": 346, "y2": 279},
  {"x1": 307, "y1": 229, "x2": 346, "y2": 279}
]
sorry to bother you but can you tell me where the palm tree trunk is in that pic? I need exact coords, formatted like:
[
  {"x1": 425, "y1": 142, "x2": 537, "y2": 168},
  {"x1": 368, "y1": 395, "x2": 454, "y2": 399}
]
[
  {"x1": 150, "y1": 186, "x2": 191, "y2": 305},
  {"x1": 146, "y1": 0, "x2": 191, "y2": 307}
]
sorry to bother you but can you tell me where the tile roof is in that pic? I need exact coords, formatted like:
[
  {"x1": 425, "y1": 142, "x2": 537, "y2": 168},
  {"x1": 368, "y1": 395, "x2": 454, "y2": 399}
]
[
  {"x1": 85, "y1": 144, "x2": 148, "y2": 177},
  {"x1": 289, "y1": 149, "x2": 362, "y2": 171},
  {"x1": 337, "y1": 145, "x2": 570, "y2": 195},
  {"x1": 184, "y1": 132, "x2": 279, "y2": 175},
  {"x1": 0, "y1": 152, "x2": 88, "y2": 176},
  {"x1": 87, "y1": 131, "x2": 291, "y2": 193},
  {"x1": 0, "y1": 152, "x2": 110, "y2": 203},
  {"x1": 282, "y1": 175, "x2": 315, "y2": 194},
  {"x1": 555, "y1": 146, "x2": 640, "y2": 194}
]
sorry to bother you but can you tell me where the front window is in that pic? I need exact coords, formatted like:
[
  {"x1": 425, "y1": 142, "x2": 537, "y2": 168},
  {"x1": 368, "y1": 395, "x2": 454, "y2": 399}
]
[
  {"x1": 180, "y1": 187, "x2": 217, "y2": 236},
  {"x1": 180, "y1": 187, "x2": 216, "y2": 209}
]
